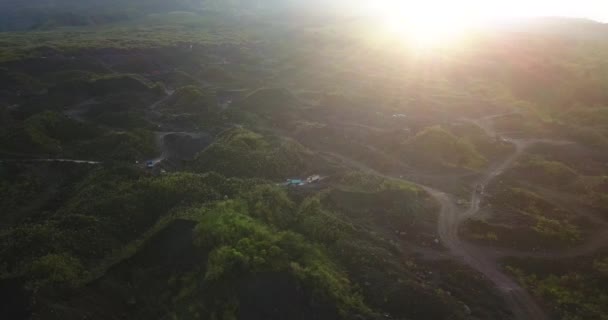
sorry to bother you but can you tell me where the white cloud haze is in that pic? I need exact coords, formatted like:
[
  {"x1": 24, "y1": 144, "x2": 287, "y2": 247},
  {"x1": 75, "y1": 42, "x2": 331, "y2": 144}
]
[{"x1": 339, "y1": 0, "x2": 608, "y2": 22}]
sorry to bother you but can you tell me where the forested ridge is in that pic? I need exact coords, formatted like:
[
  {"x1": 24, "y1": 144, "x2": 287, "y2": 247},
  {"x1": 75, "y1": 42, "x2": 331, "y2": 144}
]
[{"x1": 1, "y1": 2, "x2": 608, "y2": 319}]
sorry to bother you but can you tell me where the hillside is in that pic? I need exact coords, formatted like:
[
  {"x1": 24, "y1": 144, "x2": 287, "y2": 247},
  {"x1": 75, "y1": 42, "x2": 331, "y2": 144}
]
[
  {"x1": 0, "y1": 0, "x2": 200, "y2": 31},
  {"x1": 401, "y1": 126, "x2": 488, "y2": 170},
  {"x1": 1, "y1": 3, "x2": 608, "y2": 320}
]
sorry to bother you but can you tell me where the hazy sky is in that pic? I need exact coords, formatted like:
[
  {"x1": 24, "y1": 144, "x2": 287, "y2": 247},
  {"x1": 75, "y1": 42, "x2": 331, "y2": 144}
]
[{"x1": 345, "y1": 0, "x2": 608, "y2": 22}]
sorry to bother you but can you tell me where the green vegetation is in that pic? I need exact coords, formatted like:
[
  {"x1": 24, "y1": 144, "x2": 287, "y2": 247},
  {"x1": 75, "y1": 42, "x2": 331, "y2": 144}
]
[
  {"x1": 496, "y1": 188, "x2": 580, "y2": 242},
  {"x1": 506, "y1": 253, "x2": 608, "y2": 320},
  {"x1": 28, "y1": 253, "x2": 85, "y2": 288},
  {"x1": 552, "y1": 108, "x2": 608, "y2": 147},
  {"x1": 163, "y1": 86, "x2": 210, "y2": 113},
  {"x1": 0, "y1": 0, "x2": 201, "y2": 32},
  {"x1": 554, "y1": 123, "x2": 608, "y2": 148},
  {"x1": 226, "y1": 88, "x2": 304, "y2": 128},
  {"x1": 465, "y1": 187, "x2": 582, "y2": 248},
  {"x1": 0, "y1": 169, "x2": 45, "y2": 215},
  {"x1": 2, "y1": 4, "x2": 608, "y2": 320},
  {"x1": 0, "y1": 68, "x2": 45, "y2": 93},
  {"x1": 238, "y1": 88, "x2": 299, "y2": 115},
  {"x1": 90, "y1": 110, "x2": 151, "y2": 129},
  {"x1": 448, "y1": 122, "x2": 514, "y2": 161},
  {"x1": 562, "y1": 107, "x2": 608, "y2": 131},
  {"x1": 402, "y1": 126, "x2": 487, "y2": 170},
  {"x1": 0, "y1": 106, "x2": 158, "y2": 160},
  {"x1": 0, "y1": 111, "x2": 99, "y2": 155},
  {"x1": 583, "y1": 176, "x2": 608, "y2": 215},
  {"x1": 190, "y1": 201, "x2": 371, "y2": 318},
  {"x1": 0, "y1": 12, "x2": 250, "y2": 62},
  {"x1": 0, "y1": 162, "x2": 94, "y2": 228},
  {"x1": 514, "y1": 156, "x2": 579, "y2": 188},
  {"x1": 0, "y1": 157, "x2": 483, "y2": 319},
  {"x1": 192, "y1": 128, "x2": 317, "y2": 179},
  {"x1": 335, "y1": 171, "x2": 419, "y2": 193},
  {"x1": 77, "y1": 129, "x2": 157, "y2": 160},
  {"x1": 0, "y1": 169, "x2": 232, "y2": 284}
]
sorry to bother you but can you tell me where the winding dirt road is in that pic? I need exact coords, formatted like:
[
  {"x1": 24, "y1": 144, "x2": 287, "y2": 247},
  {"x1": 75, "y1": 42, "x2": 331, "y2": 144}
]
[
  {"x1": 319, "y1": 116, "x2": 586, "y2": 320},
  {"x1": 426, "y1": 187, "x2": 547, "y2": 320},
  {"x1": 425, "y1": 136, "x2": 551, "y2": 320},
  {"x1": 438, "y1": 118, "x2": 576, "y2": 320}
]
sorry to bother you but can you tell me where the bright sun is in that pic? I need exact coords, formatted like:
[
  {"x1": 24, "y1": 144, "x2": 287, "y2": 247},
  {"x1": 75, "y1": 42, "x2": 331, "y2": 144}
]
[
  {"x1": 385, "y1": 16, "x2": 469, "y2": 49},
  {"x1": 370, "y1": 1, "x2": 477, "y2": 50}
]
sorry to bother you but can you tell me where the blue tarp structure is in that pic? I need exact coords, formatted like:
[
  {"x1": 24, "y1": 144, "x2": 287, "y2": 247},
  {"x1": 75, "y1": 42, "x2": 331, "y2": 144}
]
[{"x1": 286, "y1": 179, "x2": 304, "y2": 186}]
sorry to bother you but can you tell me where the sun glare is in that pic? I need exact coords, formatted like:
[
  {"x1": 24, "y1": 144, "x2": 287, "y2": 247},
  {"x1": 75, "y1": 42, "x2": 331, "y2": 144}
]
[
  {"x1": 385, "y1": 15, "x2": 471, "y2": 50},
  {"x1": 369, "y1": 1, "x2": 479, "y2": 51}
]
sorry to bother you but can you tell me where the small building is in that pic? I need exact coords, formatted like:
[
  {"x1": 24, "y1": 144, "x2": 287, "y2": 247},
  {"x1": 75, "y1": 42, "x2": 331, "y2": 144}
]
[{"x1": 306, "y1": 175, "x2": 321, "y2": 184}]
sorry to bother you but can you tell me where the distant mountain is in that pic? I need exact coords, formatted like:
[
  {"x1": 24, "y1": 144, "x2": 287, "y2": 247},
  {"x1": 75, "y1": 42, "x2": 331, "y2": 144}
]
[
  {"x1": 0, "y1": 0, "x2": 203, "y2": 31},
  {"x1": 3, "y1": 0, "x2": 607, "y2": 38},
  {"x1": 0, "y1": 0, "x2": 356, "y2": 31},
  {"x1": 493, "y1": 16, "x2": 608, "y2": 40}
]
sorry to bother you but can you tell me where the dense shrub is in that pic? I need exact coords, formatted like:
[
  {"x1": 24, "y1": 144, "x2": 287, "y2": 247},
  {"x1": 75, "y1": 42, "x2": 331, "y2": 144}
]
[
  {"x1": 28, "y1": 253, "x2": 84, "y2": 288},
  {"x1": 192, "y1": 128, "x2": 315, "y2": 179},
  {"x1": 507, "y1": 254, "x2": 608, "y2": 320},
  {"x1": 192, "y1": 202, "x2": 372, "y2": 318},
  {"x1": 515, "y1": 156, "x2": 579, "y2": 187},
  {"x1": 402, "y1": 126, "x2": 487, "y2": 169}
]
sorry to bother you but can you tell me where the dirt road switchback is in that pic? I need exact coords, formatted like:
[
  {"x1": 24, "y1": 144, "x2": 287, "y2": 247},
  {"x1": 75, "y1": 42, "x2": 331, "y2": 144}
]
[{"x1": 423, "y1": 186, "x2": 547, "y2": 320}]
